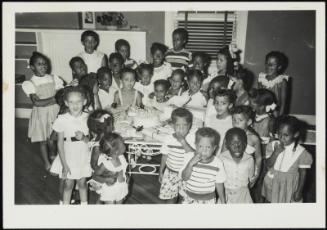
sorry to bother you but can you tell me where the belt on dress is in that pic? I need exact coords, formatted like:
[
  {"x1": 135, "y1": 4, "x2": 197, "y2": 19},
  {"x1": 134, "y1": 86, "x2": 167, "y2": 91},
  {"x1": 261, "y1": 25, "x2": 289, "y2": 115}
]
[{"x1": 64, "y1": 135, "x2": 89, "y2": 142}]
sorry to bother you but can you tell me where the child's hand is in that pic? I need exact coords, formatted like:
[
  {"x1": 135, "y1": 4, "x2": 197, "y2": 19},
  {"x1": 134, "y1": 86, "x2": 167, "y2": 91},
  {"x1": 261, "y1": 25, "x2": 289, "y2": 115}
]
[
  {"x1": 189, "y1": 154, "x2": 202, "y2": 166},
  {"x1": 148, "y1": 92, "x2": 155, "y2": 99},
  {"x1": 292, "y1": 191, "x2": 302, "y2": 202},
  {"x1": 62, "y1": 165, "x2": 71, "y2": 179},
  {"x1": 173, "y1": 133, "x2": 186, "y2": 143},
  {"x1": 69, "y1": 78, "x2": 79, "y2": 86},
  {"x1": 75, "y1": 131, "x2": 85, "y2": 141},
  {"x1": 111, "y1": 102, "x2": 118, "y2": 109},
  {"x1": 274, "y1": 141, "x2": 285, "y2": 155}
]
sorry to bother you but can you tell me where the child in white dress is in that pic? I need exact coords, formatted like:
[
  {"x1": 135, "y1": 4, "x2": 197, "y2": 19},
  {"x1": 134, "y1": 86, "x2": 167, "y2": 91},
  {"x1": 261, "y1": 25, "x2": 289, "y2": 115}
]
[
  {"x1": 182, "y1": 69, "x2": 207, "y2": 109},
  {"x1": 97, "y1": 67, "x2": 115, "y2": 110},
  {"x1": 93, "y1": 132, "x2": 129, "y2": 204},
  {"x1": 86, "y1": 109, "x2": 116, "y2": 204},
  {"x1": 78, "y1": 30, "x2": 107, "y2": 73},
  {"x1": 219, "y1": 128, "x2": 255, "y2": 203},
  {"x1": 134, "y1": 63, "x2": 154, "y2": 107},
  {"x1": 50, "y1": 86, "x2": 91, "y2": 205},
  {"x1": 150, "y1": 42, "x2": 172, "y2": 83},
  {"x1": 22, "y1": 52, "x2": 64, "y2": 171}
]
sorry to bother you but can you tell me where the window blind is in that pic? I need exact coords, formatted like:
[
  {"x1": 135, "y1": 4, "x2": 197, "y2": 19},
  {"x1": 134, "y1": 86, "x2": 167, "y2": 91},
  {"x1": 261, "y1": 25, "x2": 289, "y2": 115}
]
[{"x1": 176, "y1": 11, "x2": 237, "y2": 61}]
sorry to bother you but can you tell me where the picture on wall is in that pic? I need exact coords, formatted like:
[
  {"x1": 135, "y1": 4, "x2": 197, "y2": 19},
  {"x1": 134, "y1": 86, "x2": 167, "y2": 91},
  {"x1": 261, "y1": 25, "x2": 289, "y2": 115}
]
[{"x1": 81, "y1": 11, "x2": 95, "y2": 29}]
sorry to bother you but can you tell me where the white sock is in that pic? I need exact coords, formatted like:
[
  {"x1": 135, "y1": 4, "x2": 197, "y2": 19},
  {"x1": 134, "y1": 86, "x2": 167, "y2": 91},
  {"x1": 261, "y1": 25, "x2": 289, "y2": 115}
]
[
  {"x1": 81, "y1": 201, "x2": 88, "y2": 205},
  {"x1": 59, "y1": 200, "x2": 63, "y2": 205}
]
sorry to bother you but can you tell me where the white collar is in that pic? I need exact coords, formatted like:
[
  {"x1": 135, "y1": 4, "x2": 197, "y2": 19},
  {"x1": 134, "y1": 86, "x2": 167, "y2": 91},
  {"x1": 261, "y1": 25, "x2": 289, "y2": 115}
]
[
  {"x1": 258, "y1": 72, "x2": 289, "y2": 88},
  {"x1": 255, "y1": 113, "x2": 269, "y2": 122}
]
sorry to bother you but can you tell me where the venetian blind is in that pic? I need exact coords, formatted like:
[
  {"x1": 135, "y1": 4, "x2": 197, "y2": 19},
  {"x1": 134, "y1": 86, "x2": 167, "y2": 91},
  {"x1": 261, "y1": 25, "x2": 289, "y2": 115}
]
[{"x1": 176, "y1": 11, "x2": 237, "y2": 61}]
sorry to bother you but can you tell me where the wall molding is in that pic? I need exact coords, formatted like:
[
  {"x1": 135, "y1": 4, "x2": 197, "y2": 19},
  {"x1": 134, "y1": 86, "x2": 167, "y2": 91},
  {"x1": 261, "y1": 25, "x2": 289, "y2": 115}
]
[{"x1": 15, "y1": 108, "x2": 32, "y2": 119}]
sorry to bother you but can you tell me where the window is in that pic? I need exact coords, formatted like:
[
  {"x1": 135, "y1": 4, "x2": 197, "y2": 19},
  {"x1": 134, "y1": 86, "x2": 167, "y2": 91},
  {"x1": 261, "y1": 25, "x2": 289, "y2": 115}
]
[
  {"x1": 165, "y1": 11, "x2": 248, "y2": 64},
  {"x1": 176, "y1": 11, "x2": 237, "y2": 61}
]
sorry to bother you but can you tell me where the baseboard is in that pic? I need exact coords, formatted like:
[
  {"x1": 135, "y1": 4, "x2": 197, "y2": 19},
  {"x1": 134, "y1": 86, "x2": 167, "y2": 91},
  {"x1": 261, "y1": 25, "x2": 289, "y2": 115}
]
[{"x1": 15, "y1": 108, "x2": 32, "y2": 119}]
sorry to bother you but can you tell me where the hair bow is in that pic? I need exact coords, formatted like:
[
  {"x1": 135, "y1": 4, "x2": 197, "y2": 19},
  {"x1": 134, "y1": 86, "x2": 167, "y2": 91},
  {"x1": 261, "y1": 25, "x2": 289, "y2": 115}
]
[
  {"x1": 228, "y1": 44, "x2": 240, "y2": 59},
  {"x1": 265, "y1": 103, "x2": 277, "y2": 112},
  {"x1": 99, "y1": 114, "x2": 111, "y2": 123}
]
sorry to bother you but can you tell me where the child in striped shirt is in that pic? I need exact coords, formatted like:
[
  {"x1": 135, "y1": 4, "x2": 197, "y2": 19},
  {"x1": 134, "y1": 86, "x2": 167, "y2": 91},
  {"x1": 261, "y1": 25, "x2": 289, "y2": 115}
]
[
  {"x1": 158, "y1": 108, "x2": 195, "y2": 203},
  {"x1": 165, "y1": 28, "x2": 192, "y2": 71},
  {"x1": 180, "y1": 127, "x2": 226, "y2": 204}
]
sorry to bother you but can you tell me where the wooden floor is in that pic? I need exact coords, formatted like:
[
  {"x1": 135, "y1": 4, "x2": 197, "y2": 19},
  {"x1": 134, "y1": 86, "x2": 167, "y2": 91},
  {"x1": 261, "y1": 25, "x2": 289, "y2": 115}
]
[{"x1": 14, "y1": 118, "x2": 316, "y2": 204}]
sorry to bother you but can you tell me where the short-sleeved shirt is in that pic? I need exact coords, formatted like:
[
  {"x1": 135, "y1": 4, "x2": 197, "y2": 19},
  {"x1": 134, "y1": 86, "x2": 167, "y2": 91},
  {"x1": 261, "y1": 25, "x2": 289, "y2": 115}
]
[
  {"x1": 52, "y1": 112, "x2": 89, "y2": 138},
  {"x1": 204, "y1": 99, "x2": 216, "y2": 124},
  {"x1": 160, "y1": 132, "x2": 196, "y2": 173},
  {"x1": 179, "y1": 154, "x2": 226, "y2": 197},
  {"x1": 165, "y1": 48, "x2": 192, "y2": 71},
  {"x1": 182, "y1": 90, "x2": 207, "y2": 109},
  {"x1": 98, "y1": 88, "x2": 115, "y2": 109},
  {"x1": 78, "y1": 50, "x2": 105, "y2": 73},
  {"x1": 204, "y1": 114, "x2": 233, "y2": 148},
  {"x1": 22, "y1": 74, "x2": 64, "y2": 96},
  {"x1": 152, "y1": 62, "x2": 173, "y2": 83},
  {"x1": 219, "y1": 150, "x2": 254, "y2": 189}
]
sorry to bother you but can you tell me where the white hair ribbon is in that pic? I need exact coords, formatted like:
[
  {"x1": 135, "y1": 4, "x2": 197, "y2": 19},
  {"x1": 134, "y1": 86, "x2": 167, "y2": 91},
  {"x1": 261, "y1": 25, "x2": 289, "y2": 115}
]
[
  {"x1": 99, "y1": 114, "x2": 111, "y2": 123},
  {"x1": 265, "y1": 102, "x2": 277, "y2": 112}
]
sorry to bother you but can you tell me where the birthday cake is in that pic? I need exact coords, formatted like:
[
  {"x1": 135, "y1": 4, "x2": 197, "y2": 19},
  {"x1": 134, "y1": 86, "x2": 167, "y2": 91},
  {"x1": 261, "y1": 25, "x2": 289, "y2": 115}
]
[{"x1": 128, "y1": 106, "x2": 161, "y2": 128}]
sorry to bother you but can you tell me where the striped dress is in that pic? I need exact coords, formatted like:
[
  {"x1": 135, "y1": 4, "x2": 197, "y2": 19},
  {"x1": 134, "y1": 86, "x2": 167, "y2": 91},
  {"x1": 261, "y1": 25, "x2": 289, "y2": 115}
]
[
  {"x1": 180, "y1": 155, "x2": 226, "y2": 201},
  {"x1": 165, "y1": 48, "x2": 192, "y2": 71}
]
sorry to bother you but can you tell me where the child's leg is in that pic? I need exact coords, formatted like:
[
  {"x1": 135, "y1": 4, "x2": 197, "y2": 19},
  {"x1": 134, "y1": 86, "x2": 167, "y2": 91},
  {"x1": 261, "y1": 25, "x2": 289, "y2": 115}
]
[
  {"x1": 103, "y1": 201, "x2": 114, "y2": 204},
  {"x1": 164, "y1": 197, "x2": 178, "y2": 204},
  {"x1": 48, "y1": 134, "x2": 57, "y2": 162},
  {"x1": 63, "y1": 179, "x2": 75, "y2": 204},
  {"x1": 40, "y1": 141, "x2": 51, "y2": 170},
  {"x1": 59, "y1": 179, "x2": 64, "y2": 203},
  {"x1": 77, "y1": 178, "x2": 88, "y2": 203}
]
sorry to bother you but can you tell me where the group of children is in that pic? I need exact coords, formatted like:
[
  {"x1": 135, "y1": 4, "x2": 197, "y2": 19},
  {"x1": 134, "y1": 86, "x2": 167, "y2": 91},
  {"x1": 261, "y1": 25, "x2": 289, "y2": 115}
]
[{"x1": 21, "y1": 28, "x2": 313, "y2": 204}]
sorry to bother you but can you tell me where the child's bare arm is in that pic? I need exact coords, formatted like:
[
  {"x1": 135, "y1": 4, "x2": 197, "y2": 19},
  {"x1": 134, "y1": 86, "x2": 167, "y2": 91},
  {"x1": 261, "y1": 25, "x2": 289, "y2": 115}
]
[
  {"x1": 30, "y1": 94, "x2": 56, "y2": 107},
  {"x1": 113, "y1": 91, "x2": 121, "y2": 106},
  {"x1": 292, "y1": 168, "x2": 307, "y2": 201},
  {"x1": 93, "y1": 163, "x2": 118, "y2": 185},
  {"x1": 252, "y1": 135, "x2": 262, "y2": 182},
  {"x1": 266, "y1": 142, "x2": 284, "y2": 168},
  {"x1": 117, "y1": 170, "x2": 125, "y2": 182},
  {"x1": 159, "y1": 154, "x2": 168, "y2": 183},
  {"x1": 215, "y1": 183, "x2": 226, "y2": 203},
  {"x1": 181, "y1": 154, "x2": 201, "y2": 181},
  {"x1": 279, "y1": 80, "x2": 287, "y2": 115},
  {"x1": 90, "y1": 146, "x2": 101, "y2": 171},
  {"x1": 173, "y1": 133, "x2": 195, "y2": 153},
  {"x1": 135, "y1": 91, "x2": 143, "y2": 108},
  {"x1": 101, "y1": 55, "x2": 108, "y2": 68}
]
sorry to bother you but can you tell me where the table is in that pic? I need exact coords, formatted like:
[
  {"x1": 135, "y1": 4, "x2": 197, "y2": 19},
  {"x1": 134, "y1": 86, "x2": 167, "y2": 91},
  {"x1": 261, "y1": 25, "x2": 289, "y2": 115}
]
[{"x1": 124, "y1": 137, "x2": 163, "y2": 176}]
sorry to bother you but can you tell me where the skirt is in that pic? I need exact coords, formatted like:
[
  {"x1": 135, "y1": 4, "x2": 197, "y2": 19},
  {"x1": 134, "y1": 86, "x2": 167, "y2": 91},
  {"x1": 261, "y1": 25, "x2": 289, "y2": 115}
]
[
  {"x1": 50, "y1": 141, "x2": 92, "y2": 180},
  {"x1": 28, "y1": 104, "x2": 60, "y2": 142},
  {"x1": 98, "y1": 181, "x2": 129, "y2": 202}
]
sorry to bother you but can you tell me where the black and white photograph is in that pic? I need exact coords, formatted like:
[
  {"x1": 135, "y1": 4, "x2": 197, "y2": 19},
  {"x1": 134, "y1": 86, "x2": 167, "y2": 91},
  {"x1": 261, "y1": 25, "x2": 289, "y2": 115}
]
[{"x1": 3, "y1": 2, "x2": 325, "y2": 228}]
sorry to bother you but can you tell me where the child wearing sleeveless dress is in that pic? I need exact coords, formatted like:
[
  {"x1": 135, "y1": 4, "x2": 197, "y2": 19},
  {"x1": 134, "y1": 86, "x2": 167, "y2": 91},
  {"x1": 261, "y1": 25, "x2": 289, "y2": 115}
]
[{"x1": 113, "y1": 68, "x2": 142, "y2": 110}]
